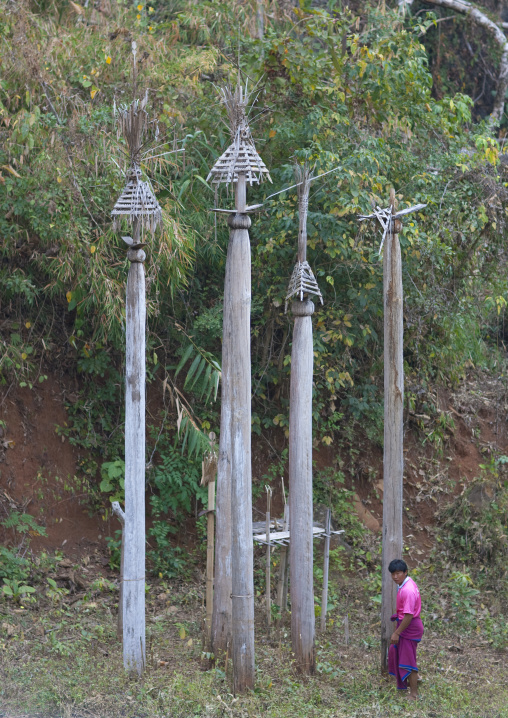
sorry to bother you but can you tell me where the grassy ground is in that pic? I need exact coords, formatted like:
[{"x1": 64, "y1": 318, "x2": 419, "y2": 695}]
[{"x1": 1, "y1": 569, "x2": 507, "y2": 718}]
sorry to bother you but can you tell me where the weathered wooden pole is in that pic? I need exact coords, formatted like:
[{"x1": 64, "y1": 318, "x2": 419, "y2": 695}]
[
  {"x1": 207, "y1": 80, "x2": 271, "y2": 692},
  {"x1": 110, "y1": 92, "x2": 162, "y2": 676},
  {"x1": 122, "y1": 218, "x2": 147, "y2": 675},
  {"x1": 286, "y1": 164, "x2": 322, "y2": 674},
  {"x1": 320, "y1": 508, "x2": 331, "y2": 632},
  {"x1": 229, "y1": 173, "x2": 255, "y2": 692},
  {"x1": 380, "y1": 189, "x2": 403, "y2": 673},
  {"x1": 357, "y1": 192, "x2": 426, "y2": 674}
]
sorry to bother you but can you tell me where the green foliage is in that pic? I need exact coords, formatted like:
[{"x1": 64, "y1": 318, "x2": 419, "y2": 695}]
[
  {"x1": 0, "y1": 511, "x2": 46, "y2": 584},
  {"x1": 437, "y1": 458, "x2": 508, "y2": 579},
  {"x1": 145, "y1": 441, "x2": 206, "y2": 577},
  {"x1": 2, "y1": 577, "x2": 36, "y2": 603},
  {"x1": 46, "y1": 577, "x2": 69, "y2": 604},
  {"x1": 2, "y1": 511, "x2": 47, "y2": 538},
  {"x1": 105, "y1": 530, "x2": 122, "y2": 571},
  {"x1": 0, "y1": 546, "x2": 30, "y2": 583},
  {"x1": 150, "y1": 442, "x2": 206, "y2": 517},
  {"x1": 100, "y1": 459, "x2": 125, "y2": 501},
  {"x1": 445, "y1": 571, "x2": 480, "y2": 628},
  {"x1": 313, "y1": 468, "x2": 365, "y2": 545}
]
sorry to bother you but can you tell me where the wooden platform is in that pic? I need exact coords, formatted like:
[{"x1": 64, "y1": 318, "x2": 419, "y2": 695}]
[{"x1": 253, "y1": 524, "x2": 344, "y2": 547}]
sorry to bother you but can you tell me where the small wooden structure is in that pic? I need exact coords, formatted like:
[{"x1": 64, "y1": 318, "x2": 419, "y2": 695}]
[
  {"x1": 358, "y1": 193, "x2": 426, "y2": 672},
  {"x1": 206, "y1": 78, "x2": 271, "y2": 693},
  {"x1": 253, "y1": 516, "x2": 344, "y2": 627},
  {"x1": 110, "y1": 86, "x2": 162, "y2": 676}
]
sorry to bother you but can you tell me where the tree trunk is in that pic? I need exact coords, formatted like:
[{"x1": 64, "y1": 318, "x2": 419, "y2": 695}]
[
  {"x1": 424, "y1": 0, "x2": 508, "y2": 123},
  {"x1": 123, "y1": 229, "x2": 146, "y2": 676},
  {"x1": 289, "y1": 298, "x2": 316, "y2": 674},
  {"x1": 380, "y1": 212, "x2": 404, "y2": 673},
  {"x1": 228, "y1": 175, "x2": 255, "y2": 693}
]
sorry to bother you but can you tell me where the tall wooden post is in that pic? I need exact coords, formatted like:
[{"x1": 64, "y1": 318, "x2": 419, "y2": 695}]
[
  {"x1": 289, "y1": 297, "x2": 315, "y2": 672},
  {"x1": 123, "y1": 218, "x2": 146, "y2": 675},
  {"x1": 357, "y1": 195, "x2": 426, "y2": 673},
  {"x1": 287, "y1": 164, "x2": 322, "y2": 674},
  {"x1": 109, "y1": 88, "x2": 162, "y2": 676},
  {"x1": 380, "y1": 189, "x2": 404, "y2": 672},
  {"x1": 207, "y1": 80, "x2": 271, "y2": 691},
  {"x1": 228, "y1": 174, "x2": 255, "y2": 693}
]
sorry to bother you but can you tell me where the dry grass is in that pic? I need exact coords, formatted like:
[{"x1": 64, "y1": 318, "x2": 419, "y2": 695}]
[{"x1": 0, "y1": 571, "x2": 507, "y2": 718}]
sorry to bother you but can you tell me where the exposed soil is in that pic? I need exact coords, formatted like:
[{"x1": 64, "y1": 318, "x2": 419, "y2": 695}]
[
  {"x1": 0, "y1": 375, "x2": 105, "y2": 558},
  {"x1": 1, "y1": 369, "x2": 507, "y2": 567}
]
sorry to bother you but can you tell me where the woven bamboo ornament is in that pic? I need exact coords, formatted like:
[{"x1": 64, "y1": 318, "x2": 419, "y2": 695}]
[
  {"x1": 111, "y1": 94, "x2": 162, "y2": 234},
  {"x1": 285, "y1": 163, "x2": 323, "y2": 311},
  {"x1": 207, "y1": 81, "x2": 271, "y2": 187}
]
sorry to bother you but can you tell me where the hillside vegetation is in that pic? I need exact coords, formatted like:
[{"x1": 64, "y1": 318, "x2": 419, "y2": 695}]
[{"x1": 1, "y1": 1, "x2": 508, "y2": 714}]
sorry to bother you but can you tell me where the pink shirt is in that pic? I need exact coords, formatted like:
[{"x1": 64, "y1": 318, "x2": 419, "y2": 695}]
[{"x1": 396, "y1": 576, "x2": 421, "y2": 620}]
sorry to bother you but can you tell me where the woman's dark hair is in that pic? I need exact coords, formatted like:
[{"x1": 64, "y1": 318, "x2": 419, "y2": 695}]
[{"x1": 388, "y1": 559, "x2": 408, "y2": 573}]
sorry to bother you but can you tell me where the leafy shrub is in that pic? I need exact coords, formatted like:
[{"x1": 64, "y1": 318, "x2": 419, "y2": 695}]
[
  {"x1": 2, "y1": 578, "x2": 35, "y2": 603},
  {"x1": 313, "y1": 468, "x2": 365, "y2": 546},
  {"x1": 150, "y1": 443, "x2": 206, "y2": 517},
  {"x1": 438, "y1": 460, "x2": 508, "y2": 575},
  {"x1": 0, "y1": 549, "x2": 30, "y2": 583}
]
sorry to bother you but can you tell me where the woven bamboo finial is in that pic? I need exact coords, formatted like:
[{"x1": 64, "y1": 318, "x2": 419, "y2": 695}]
[
  {"x1": 285, "y1": 162, "x2": 323, "y2": 312},
  {"x1": 111, "y1": 63, "x2": 162, "y2": 234},
  {"x1": 206, "y1": 79, "x2": 271, "y2": 188}
]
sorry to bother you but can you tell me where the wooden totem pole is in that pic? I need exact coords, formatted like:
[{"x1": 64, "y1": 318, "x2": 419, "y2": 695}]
[
  {"x1": 285, "y1": 164, "x2": 323, "y2": 674},
  {"x1": 110, "y1": 93, "x2": 162, "y2": 676},
  {"x1": 207, "y1": 80, "x2": 271, "y2": 692},
  {"x1": 358, "y1": 192, "x2": 425, "y2": 672}
]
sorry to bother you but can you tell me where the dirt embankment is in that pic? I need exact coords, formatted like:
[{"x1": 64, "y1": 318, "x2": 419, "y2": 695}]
[{"x1": 1, "y1": 370, "x2": 507, "y2": 564}]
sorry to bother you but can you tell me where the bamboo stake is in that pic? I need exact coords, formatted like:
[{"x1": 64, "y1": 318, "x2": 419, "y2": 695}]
[
  {"x1": 206, "y1": 480, "x2": 216, "y2": 648},
  {"x1": 276, "y1": 502, "x2": 289, "y2": 623},
  {"x1": 265, "y1": 486, "x2": 272, "y2": 633},
  {"x1": 380, "y1": 188, "x2": 404, "y2": 673},
  {"x1": 320, "y1": 508, "x2": 331, "y2": 632},
  {"x1": 111, "y1": 501, "x2": 125, "y2": 641},
  {"x1": 201, "y1": 432, "x2": 218, "y2": 652}
]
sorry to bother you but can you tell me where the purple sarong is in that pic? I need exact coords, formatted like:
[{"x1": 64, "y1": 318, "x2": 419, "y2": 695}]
[{"x1": 388, "y1": 614, "x2": 424, "y2": 690}]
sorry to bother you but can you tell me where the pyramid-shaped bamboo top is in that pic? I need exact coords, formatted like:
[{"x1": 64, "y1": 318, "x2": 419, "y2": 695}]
[
  {"x1": 111, "y1": 165, "x2": 162, "y2": 234},
  {"x1": 285, "y1": 162, "x2": 322, "y2": 311},
  {"x1": 207, "y1": 81, "x2": 271, "y2": 187},
  {"x1": 112, "y1": 93, "x2": 163, "y2": 234},
  {"x1": 285, "y1": 261, "x2": 323, "y2": 312}
]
